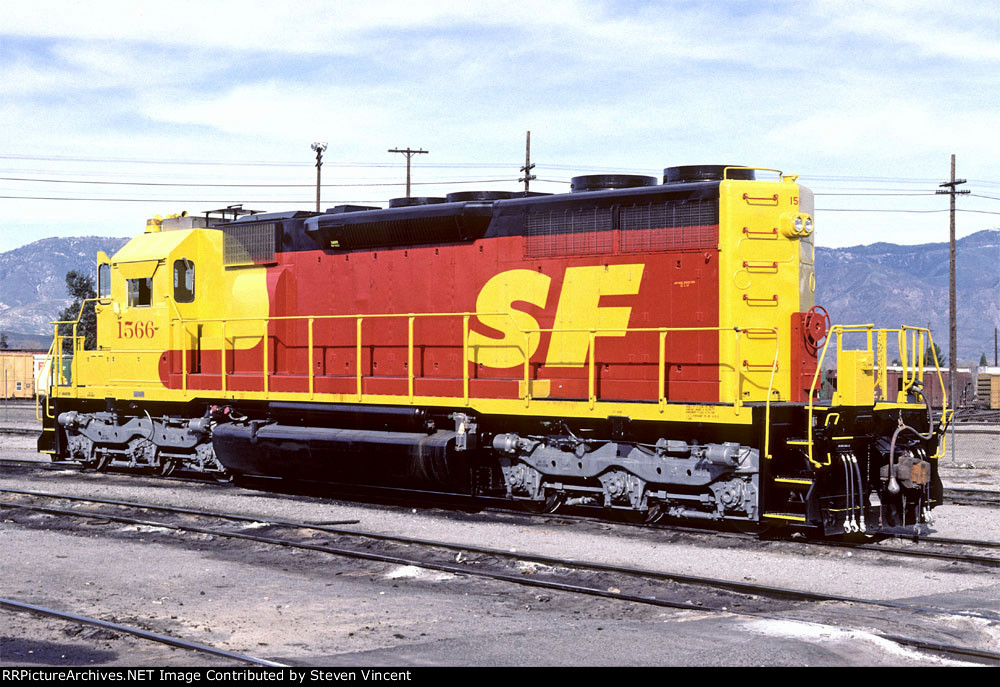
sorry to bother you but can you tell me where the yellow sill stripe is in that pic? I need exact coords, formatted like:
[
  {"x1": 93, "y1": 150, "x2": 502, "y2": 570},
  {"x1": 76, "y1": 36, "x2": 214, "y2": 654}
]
[
  {"x1": 50, "y1": 386, "x2": 755, "y2": 426},
  {"x1": 763, "y1": 513, "x2": 807, "y2": 522}
]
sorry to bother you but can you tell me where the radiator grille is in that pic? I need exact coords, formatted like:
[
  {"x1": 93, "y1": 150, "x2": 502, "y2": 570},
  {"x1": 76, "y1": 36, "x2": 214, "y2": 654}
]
[
  {"x1": 223, "y1": 222, "x2": 277, "y2": 266},
  {"x1": 525, "y1": 208, "x2": 613, "y2": 258},
  {"x1": 619, "y1": 199, "x2": 718, "y2": 252}
]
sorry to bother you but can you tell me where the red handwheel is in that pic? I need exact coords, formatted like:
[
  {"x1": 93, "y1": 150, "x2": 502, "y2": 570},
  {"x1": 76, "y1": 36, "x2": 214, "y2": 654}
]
[{"x1": 803, "y1": 305, "x2": 831, "y2": 355}]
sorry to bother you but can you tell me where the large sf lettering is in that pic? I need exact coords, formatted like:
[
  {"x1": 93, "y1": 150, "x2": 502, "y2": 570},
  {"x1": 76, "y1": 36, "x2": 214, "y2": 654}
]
[{"x1": 467, "y1": 264, "x2": 644, "y2": 369}]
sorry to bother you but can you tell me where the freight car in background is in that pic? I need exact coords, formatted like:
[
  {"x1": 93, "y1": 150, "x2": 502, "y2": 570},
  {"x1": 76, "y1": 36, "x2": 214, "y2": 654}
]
[
  {"x1": 38, "y1": 165, "x2": 950, "y2": 536},
  {"x1": 1, "y1": 349, "x2": 45, "y2": 399}
]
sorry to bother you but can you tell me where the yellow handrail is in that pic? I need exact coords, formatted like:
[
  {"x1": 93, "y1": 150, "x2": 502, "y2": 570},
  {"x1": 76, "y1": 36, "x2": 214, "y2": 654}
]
[
  {"x1": 52, "y1": 307, "x2": 787, "y2": 456},
  {"x1": 47, "y1": 305, "x2": 796, "y2": 459},
  {"x1": 805, "y1": 325, "x2": 948, "y2": 467},
  {"x1": 35, "y1": 336, "x2": 57, "y2": 421},
  {"x1": 60, "y1": 307, "x2": 789, "y2": 415}
]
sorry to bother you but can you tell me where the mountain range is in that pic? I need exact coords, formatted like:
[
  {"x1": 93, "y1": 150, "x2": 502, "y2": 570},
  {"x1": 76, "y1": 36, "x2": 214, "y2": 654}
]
[
  {"x1": 0, "y1": 236, "x2": 129, "y2": 349},
  {"x1": 1, "y1": 230, "x2": 997, "y2": 363},
  {"x1": 815, "y1": 229, "x2": 999, "y2": 364}
]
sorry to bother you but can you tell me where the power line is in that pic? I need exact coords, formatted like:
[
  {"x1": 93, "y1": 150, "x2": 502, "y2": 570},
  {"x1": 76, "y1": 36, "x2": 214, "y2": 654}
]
[
  {"x1": 4, "y1": 193, "x2": 999, "y2": 214},
  {"x1": 813, "y1": 192, "x2": 940, "y2": 196},
  {"x1": 3, "y1": 152, "x2": 1000, "y2": 185},
  {"x1": 0, "y1": 152, "x2": 526, "y2": 170},
  {"x1": 0, "y1": 195, "x2": 384, "y2": 204},
  {"x1": 816, "y1": 208, "x2": 1000, "y2": 215},
  {"x1": 0, "y1": 175, "x2": 520, "y2": 188},
  {"x1": 0, "y1": 153, "x2": 312, "y2": 167}
]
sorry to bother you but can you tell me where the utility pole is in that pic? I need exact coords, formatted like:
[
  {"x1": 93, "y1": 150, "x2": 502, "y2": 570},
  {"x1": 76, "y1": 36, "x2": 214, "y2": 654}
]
[
  {"x1": 311, "y1": 142, "x2": 327, "y2": 212},
  {"x1": 387, "y1": 147, "x2": 428, "y2": 198},
  {"x1": 936, "y1": 154, "x2": 969, "y2": 460},
  {"x1": 519, "y1": 131, "x2": 536, "y2": 193}
]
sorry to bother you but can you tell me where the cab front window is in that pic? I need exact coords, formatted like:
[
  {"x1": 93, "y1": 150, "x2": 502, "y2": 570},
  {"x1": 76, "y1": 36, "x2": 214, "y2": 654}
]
[{"x1": 127, "y1": 278, "x2": 152, "y2": 307}]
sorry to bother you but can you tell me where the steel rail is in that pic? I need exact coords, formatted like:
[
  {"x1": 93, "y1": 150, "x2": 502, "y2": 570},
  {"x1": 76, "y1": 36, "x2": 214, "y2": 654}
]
[
  {"x1": 2, "y1": 488, "x2": 998, "y2": 623},
  {"x1": 5, "y1": 496, "x2": 999, "y2": 665},
  {"x1": 0, "y1": 458, "x2": 81, "y2": 468},
  {"x1": 944, "y1": 488, "x2": 1000, "y2": 509},
  {"x1": 0, "y1": 458, "x2": 236, "y2": 486},
  {"x1": 3, "y1": 467, "x2": 998, "y2": 566},
  {"x1": 901, "y1": 535, "x2": 1000, "y2": 550},
  {"x1": 1, "y1": 598, "x2": 286, "y2": 667}
]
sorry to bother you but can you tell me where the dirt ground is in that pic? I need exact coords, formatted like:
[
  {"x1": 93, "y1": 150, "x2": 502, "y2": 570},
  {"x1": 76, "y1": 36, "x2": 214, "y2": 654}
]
[{"x1": 2, "y1": 400, "x2": 998, "y2": 667}]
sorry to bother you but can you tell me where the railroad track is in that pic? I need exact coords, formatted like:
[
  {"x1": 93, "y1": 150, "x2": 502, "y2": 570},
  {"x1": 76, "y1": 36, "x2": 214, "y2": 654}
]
[
  {"x1": 0, "y1": 428, "x2": 38, "y2": 436},
  {"x1": 945, "y1": 488, "x2": 1000, "y2": 508},
  {"x1": 1, "y1": 598, "x2": 285, "y2": 667},
  {"x1": 4, "y1": 457, "x2": 999, "y2": 568},
  {"x1": 2, "y1": 487, "x2": 998, "y2": 665}
]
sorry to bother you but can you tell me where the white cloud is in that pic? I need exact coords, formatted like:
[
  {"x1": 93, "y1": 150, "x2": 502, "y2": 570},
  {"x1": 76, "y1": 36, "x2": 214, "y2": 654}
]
[
  {"x1": 1, "y1": 1, "x2": 999, "y2": 252},
  {"x1": 819, "y1": 0, "x2": 1000, "y2": 62}
]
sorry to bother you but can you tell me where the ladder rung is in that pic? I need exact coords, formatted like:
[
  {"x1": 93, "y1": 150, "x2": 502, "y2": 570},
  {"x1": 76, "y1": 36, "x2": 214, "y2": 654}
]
[{"x1": 774, "y1": 477, "x2": 813, "y2": 486}]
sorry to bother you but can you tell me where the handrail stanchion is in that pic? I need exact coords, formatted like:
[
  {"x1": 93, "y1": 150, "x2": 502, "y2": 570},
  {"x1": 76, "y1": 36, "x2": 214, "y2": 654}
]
[
  {"x1": 462, "y1": 315, "x2": 470, "y2": 405},
  {"x1": 47, "y1": 336, "x2": 56, "y2": 417},
  {"x1": 764, "y1": 329, "x2": 780, "y2": 460},
  {"x1": 523, "y1": 331, "x2": 531, "y2": 407},
  {"x1": 925, "y1": 331, "x2": 949, "y2": 458},
  {"x1": 181, "y1": 320, "x2": 188, "y2": 393},
  {"x1": 71, "y1": 323, "x2": 79, "y2": 389},
  {"x1": 408, "y1": 315, "x2": 415, "y2": 402},
  {"x1": 59, "y1": 326, "x2": 66, "y2": 387},
  {"x1": 36, "y1": 337, "x2": 56, "y2": 422},
  {"x1": 355, "y1": 317, "x2": 363, "y2": 401},
  {"x1": 806, "y1": 326, "x2": 836, "y2": 468},
  {"x1": 898, "y1": 329, "x2": 909, "y2": 399},
  {"x1": 220, "y1": 320, "x2": 227, "y2": 394},
  {"x1": 658, "y1": 329, "x2": 667, "y2": 411},
  {"x1": 263, "y1": 319, "x2": 269, "y2": 395},
  {"x1": 588, "y1": 330, "x2": 597, "y2": 410},
  {"x1": 734, "y1": 328, "x2": 743, "y2": 414},
  {"x1": 877, "y1": 329, "x2": 886, "y2": 400},
  {"x1": 917, "y1": 330, "x2": 925, "y2": 385},
  {"x1": 308, "y1": 317, "x2": 315, "y2": 399}
]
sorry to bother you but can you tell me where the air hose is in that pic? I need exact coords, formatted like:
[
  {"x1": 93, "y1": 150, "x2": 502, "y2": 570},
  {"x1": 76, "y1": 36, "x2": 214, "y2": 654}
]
[{"x1": 886, "y1": 383, "x2": 938, "y2": 495}]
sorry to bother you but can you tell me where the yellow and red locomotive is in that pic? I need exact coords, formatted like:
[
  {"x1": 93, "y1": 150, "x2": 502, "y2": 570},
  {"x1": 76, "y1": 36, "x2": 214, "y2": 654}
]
[{"x1": 39, "y1": 165, "x2": 949, "y2": 535}]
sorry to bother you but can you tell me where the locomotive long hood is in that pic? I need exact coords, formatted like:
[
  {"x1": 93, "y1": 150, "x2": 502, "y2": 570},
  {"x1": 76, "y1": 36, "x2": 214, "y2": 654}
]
[{"x1": 304, "y1": 201, "x2": 496, "y2": 250}]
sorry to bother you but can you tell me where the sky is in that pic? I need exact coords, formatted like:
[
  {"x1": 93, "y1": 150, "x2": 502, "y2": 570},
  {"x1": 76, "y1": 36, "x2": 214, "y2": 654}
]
[{"x1": 1, "y1": 0, "x2": 999, "y2": 253}]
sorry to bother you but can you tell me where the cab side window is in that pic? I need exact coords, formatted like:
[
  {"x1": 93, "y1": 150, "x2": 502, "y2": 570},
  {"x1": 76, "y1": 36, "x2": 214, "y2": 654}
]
[
  {"x1": 98, "y1": 264, "x2": 111, "y2": 298},
  {"x1": 128, "y1": 278, "x2": 152, "y2": 307},
  {"x1": 173, "y1": 258, "x2": 195, "y2": 303}
]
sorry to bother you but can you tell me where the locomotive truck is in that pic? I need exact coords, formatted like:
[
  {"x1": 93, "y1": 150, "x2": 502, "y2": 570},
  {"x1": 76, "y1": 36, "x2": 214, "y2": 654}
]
[{"x1": 38, "y1": 165, "x2": 949, "y2": 535}]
